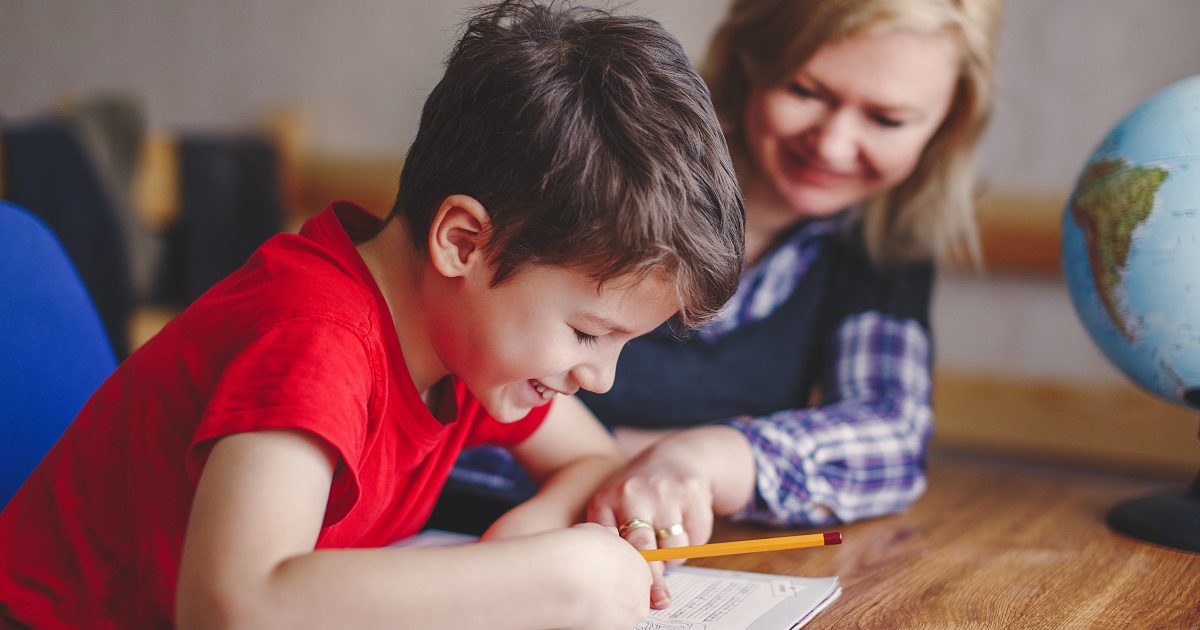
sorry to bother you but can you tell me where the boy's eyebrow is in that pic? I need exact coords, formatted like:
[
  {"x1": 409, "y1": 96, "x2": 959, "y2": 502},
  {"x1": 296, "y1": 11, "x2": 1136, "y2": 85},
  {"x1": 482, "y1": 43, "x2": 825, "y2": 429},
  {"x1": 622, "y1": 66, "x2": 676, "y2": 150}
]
[{"x1": 580, "y1": 313, "x2": 633, "y2": 336}]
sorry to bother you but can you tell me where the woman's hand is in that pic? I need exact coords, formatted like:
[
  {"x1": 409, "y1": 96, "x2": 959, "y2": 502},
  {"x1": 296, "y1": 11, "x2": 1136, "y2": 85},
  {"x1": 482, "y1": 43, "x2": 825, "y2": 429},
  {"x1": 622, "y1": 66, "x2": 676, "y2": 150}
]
[{"x1": 586, "y1": 425, "x2": 757, "y2": 609}]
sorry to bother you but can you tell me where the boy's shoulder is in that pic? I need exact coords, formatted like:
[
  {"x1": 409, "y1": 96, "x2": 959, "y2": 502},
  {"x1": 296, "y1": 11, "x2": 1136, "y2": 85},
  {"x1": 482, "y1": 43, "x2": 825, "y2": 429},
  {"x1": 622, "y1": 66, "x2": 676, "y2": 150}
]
[{"x1": 235, "y1": 207, "x2": 377, "y2": 311}]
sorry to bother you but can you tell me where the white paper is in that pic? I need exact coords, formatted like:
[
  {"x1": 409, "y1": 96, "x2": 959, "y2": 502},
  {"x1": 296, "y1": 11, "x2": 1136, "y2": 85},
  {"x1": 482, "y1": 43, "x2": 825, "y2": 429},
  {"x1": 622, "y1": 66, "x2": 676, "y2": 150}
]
[
  {"x1": 639, "y1": 565, "x2": 840, "y2": 630},
  {"x1": 392, "y1": 530, "x2": 841, "y2": 629}
]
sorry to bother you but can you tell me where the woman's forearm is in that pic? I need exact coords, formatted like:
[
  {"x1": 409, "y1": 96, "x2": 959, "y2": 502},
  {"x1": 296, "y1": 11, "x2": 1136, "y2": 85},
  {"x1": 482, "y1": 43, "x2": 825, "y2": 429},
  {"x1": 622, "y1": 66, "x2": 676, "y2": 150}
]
[{"x1": 485, "y1": 453, "x2": 622, "y2": 538}]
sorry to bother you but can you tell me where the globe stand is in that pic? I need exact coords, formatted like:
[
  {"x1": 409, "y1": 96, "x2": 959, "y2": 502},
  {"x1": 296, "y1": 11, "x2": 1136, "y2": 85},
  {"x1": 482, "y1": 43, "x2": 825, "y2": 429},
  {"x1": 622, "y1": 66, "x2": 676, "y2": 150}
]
[{"x1": 1106, "y1": 407, "x2": 1200, "y2": 553}]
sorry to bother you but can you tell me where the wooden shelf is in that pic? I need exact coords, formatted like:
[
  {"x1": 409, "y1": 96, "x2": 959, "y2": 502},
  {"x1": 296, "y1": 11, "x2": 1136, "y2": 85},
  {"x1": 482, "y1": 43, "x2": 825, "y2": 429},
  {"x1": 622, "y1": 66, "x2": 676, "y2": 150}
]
[
  {"x1": 975, "y1": 193, "x2": 1066, "y2": 277},
  {"x1": 933, "y1": 369, "x2": 1199, "y2": 479},
  {"x1": 295, "y1": 153, "x2": 401, "y2": 220}
]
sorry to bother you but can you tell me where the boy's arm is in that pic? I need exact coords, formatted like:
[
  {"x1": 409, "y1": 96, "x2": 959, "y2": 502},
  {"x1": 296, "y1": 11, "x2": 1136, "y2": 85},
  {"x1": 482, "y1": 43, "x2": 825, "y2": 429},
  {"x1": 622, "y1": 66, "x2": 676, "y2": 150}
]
[
  {"x1": 485, "y1": 394, "x2": 622, "y2": 539},
  {"x1": 176, "y1": 429, "x2": 650, "y2": 629}
]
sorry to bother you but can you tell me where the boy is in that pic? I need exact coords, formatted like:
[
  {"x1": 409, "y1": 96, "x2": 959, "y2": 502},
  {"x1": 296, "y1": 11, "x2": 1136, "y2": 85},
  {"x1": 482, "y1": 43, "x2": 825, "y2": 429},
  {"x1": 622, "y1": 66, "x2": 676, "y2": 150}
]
[{"x1": 0, "y1": 1, "x2": 744, "y2": 628}]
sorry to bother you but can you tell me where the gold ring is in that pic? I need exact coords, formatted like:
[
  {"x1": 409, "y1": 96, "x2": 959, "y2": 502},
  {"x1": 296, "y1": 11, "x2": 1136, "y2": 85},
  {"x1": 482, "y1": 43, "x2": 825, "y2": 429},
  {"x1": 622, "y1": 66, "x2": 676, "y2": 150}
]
[
  {"x1": 618, "y1": 517, "x2": 654, "y2": 538},
  {"x1": 656, "y1": 522, "x2": 686, "y2": 539}
]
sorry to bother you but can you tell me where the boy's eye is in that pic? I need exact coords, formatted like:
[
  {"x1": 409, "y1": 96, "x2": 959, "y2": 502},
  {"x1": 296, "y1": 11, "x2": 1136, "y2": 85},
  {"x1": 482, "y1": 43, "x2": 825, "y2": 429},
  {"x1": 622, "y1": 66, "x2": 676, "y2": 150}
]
[{"x1": 573, "y1": 328, "x2": 599, "y2": 347}]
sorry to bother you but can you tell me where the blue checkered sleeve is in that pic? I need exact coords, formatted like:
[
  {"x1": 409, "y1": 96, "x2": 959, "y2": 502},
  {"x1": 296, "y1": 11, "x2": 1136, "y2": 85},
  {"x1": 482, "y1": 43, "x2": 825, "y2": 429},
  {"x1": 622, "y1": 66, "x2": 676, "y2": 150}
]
[{"x1": 723, "y1": 311, "x2": 933, "y2": 527}]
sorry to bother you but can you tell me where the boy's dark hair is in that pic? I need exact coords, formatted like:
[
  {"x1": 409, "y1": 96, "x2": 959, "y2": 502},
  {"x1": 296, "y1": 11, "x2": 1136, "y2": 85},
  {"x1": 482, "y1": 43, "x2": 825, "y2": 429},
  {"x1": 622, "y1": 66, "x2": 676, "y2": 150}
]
[{"x1": 393, "y1": 0, "x2": 744, "y2": 326}]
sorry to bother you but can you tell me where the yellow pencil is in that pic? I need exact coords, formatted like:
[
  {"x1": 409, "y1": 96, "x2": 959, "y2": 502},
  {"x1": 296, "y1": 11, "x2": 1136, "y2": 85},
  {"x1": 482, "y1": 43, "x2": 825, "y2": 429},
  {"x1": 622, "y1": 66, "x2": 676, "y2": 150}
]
[{"x1": 639, "y1": 531, "x2": 842, "y2": 562}]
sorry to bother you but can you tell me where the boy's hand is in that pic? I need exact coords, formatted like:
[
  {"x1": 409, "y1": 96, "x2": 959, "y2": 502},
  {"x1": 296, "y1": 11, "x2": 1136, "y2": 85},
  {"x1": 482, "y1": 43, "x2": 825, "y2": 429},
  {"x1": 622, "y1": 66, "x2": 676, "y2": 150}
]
[{"x1": 551, "y1": 523, "x2": 652, "y2": 629}]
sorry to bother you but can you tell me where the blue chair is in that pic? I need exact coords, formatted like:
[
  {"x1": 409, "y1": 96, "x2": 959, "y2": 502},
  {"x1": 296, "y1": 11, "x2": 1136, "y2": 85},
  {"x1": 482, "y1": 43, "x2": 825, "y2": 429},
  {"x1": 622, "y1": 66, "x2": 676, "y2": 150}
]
[{"x1": 0, "y1": 201, "x2": 117, "y2": 507}]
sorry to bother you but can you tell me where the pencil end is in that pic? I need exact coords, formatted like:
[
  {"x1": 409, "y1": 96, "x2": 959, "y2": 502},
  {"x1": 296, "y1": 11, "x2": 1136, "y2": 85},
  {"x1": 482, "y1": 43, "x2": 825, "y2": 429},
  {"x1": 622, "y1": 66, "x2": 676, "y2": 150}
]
[{"x1": 824, "y1": 531, "x2": 843, "y2": 545}]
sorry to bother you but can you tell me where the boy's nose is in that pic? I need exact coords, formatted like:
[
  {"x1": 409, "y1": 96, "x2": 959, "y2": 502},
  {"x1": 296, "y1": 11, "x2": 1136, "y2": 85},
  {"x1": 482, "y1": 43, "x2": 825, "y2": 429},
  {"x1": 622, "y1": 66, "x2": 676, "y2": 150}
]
[{"x1": 572, "y1": 351, "x2": 619, "y2": 395}]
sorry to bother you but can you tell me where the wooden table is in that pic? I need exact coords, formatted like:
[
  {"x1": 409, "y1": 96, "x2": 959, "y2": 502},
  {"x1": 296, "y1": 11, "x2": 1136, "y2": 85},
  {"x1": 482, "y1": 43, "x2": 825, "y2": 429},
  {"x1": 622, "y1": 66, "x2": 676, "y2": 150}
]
[{"x1": 696, "y1": 452, "x2": 1200, "y2": 628}]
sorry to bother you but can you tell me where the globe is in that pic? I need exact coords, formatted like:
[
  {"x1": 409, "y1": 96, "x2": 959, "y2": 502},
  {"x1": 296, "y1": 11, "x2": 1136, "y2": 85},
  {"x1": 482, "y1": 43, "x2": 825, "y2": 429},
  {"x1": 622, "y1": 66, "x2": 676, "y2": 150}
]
[
  {"x1": 1062, "y1": 76, "x2": 1200, "y2": 409},
  {"x1": 1061, "y1": 73, "x2": 1200, "y2": 552}
]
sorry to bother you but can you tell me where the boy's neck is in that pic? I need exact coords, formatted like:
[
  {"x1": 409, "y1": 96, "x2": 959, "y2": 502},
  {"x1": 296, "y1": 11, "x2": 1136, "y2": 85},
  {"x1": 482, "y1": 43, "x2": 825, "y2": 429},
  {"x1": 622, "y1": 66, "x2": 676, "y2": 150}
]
[{"x1": 356, "y1": 219, "x2": 448, "y2": 404}]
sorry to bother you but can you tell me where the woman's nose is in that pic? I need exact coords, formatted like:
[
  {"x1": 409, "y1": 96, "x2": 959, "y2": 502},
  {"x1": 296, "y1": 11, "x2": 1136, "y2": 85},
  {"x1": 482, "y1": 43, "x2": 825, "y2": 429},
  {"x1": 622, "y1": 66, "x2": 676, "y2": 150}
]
[{"x1": 805, "y1": 109, "x2": 858, "y2": 169}]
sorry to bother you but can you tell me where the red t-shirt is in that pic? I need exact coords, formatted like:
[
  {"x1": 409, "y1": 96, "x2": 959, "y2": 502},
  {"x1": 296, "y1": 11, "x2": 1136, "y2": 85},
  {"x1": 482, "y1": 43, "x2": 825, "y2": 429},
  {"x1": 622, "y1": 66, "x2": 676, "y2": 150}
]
[{"x1": 0, "y1": 202, "x2": 547, "y2": 628}]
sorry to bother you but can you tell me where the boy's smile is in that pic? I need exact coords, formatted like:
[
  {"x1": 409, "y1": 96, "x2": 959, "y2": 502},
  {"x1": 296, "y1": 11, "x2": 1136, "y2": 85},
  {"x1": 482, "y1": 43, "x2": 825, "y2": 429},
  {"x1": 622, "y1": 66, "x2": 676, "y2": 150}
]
[{"x1": 530, "y1": 378, "x2": 567, "y2": 400}]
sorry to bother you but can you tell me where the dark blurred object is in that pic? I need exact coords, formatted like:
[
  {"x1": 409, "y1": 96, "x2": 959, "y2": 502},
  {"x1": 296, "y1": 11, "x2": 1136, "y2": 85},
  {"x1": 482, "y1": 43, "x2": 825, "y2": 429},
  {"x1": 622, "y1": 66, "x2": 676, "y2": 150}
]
[
  {"x1": 2, "y1": 117, "x2": 136, "y2": 357},
  {"x1": 425, "y1": 445, "x2": 536, "y2": 536},
  {"x1": 62, "y1": 94, "x2": 163, "y2": 304},
  {"x1": 152, "y1": 135, "x2": 284, "y2": 306}
]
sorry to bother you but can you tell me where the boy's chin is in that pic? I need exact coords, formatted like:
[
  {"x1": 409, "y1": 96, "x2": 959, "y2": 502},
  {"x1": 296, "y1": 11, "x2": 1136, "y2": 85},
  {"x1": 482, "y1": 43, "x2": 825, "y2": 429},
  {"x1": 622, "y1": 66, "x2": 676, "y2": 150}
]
[{"x1": 484, "y1": 397, "x2": 550, "y2": 423}]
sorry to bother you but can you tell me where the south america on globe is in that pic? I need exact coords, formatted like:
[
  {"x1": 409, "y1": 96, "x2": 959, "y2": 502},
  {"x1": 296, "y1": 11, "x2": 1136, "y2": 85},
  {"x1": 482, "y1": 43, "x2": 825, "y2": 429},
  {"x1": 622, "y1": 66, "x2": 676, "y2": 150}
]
[
  {"x1": 1069, "y1": 158, "x2": 1168, "y2": 342},
  {"x1": 1062, "y1": 74, "x2": 1200, "y2": 410}
]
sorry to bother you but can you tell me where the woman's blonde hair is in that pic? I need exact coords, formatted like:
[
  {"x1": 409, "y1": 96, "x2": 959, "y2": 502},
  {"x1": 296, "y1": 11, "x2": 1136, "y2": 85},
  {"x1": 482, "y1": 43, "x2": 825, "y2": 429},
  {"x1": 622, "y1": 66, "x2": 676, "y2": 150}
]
[{"x1": 704, "y1": 0, "x2": 1003, "y2": 266}]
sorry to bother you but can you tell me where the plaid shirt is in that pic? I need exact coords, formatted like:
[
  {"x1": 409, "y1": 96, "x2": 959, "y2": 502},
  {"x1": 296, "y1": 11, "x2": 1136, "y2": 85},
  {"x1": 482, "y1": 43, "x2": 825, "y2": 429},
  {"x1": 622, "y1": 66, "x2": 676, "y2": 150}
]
[{"x1": 706, "y1": 219, "x2": 934, "y2": 527}]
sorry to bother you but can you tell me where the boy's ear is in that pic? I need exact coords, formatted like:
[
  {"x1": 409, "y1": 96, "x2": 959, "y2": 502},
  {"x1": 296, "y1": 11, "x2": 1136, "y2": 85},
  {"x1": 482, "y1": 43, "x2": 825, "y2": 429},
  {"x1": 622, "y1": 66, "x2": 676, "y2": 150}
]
[{"x1": 428, "y1": 194, "x2": 492, "y2": 278}]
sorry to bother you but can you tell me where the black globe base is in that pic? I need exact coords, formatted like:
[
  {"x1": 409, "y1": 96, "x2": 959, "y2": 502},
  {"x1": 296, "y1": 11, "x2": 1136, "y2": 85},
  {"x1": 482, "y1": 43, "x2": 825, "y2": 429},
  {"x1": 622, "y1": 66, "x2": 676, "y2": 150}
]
[{"x1": 1106, "y1": 470, "x2": 1200, "y2": 553}]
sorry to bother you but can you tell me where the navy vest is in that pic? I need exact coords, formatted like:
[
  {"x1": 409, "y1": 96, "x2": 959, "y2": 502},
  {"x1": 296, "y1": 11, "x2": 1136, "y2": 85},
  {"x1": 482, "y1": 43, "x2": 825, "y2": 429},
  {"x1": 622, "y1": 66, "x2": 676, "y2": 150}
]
[{"x1": 578, "y1": 234, "x2": 933, "y2": 428}]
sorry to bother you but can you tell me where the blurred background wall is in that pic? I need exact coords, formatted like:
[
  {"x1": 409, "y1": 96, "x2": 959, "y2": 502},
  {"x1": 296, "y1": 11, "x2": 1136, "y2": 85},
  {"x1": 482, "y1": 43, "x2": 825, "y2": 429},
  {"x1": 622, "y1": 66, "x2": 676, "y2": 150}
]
[
  {"x1": 3, "y1": 1, "x2": 1198, "y2": 187},
  {"x1": 3, "y1": 0, "x2": 1199, "y2": 471}
]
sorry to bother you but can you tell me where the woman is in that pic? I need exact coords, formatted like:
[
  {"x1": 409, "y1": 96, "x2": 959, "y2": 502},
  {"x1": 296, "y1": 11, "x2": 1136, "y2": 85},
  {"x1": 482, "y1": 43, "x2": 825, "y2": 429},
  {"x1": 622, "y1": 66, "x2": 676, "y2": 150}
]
[{"x1": 579, "y1": 0, "x2": 1002, "y2": 605}]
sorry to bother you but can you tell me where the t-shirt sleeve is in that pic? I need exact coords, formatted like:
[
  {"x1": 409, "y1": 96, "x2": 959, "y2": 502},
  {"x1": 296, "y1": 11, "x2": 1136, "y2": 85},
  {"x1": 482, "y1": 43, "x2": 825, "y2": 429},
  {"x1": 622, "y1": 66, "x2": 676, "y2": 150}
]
[{"x1": 185, "y1": 316, "x2": 377, "y2": 526}]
